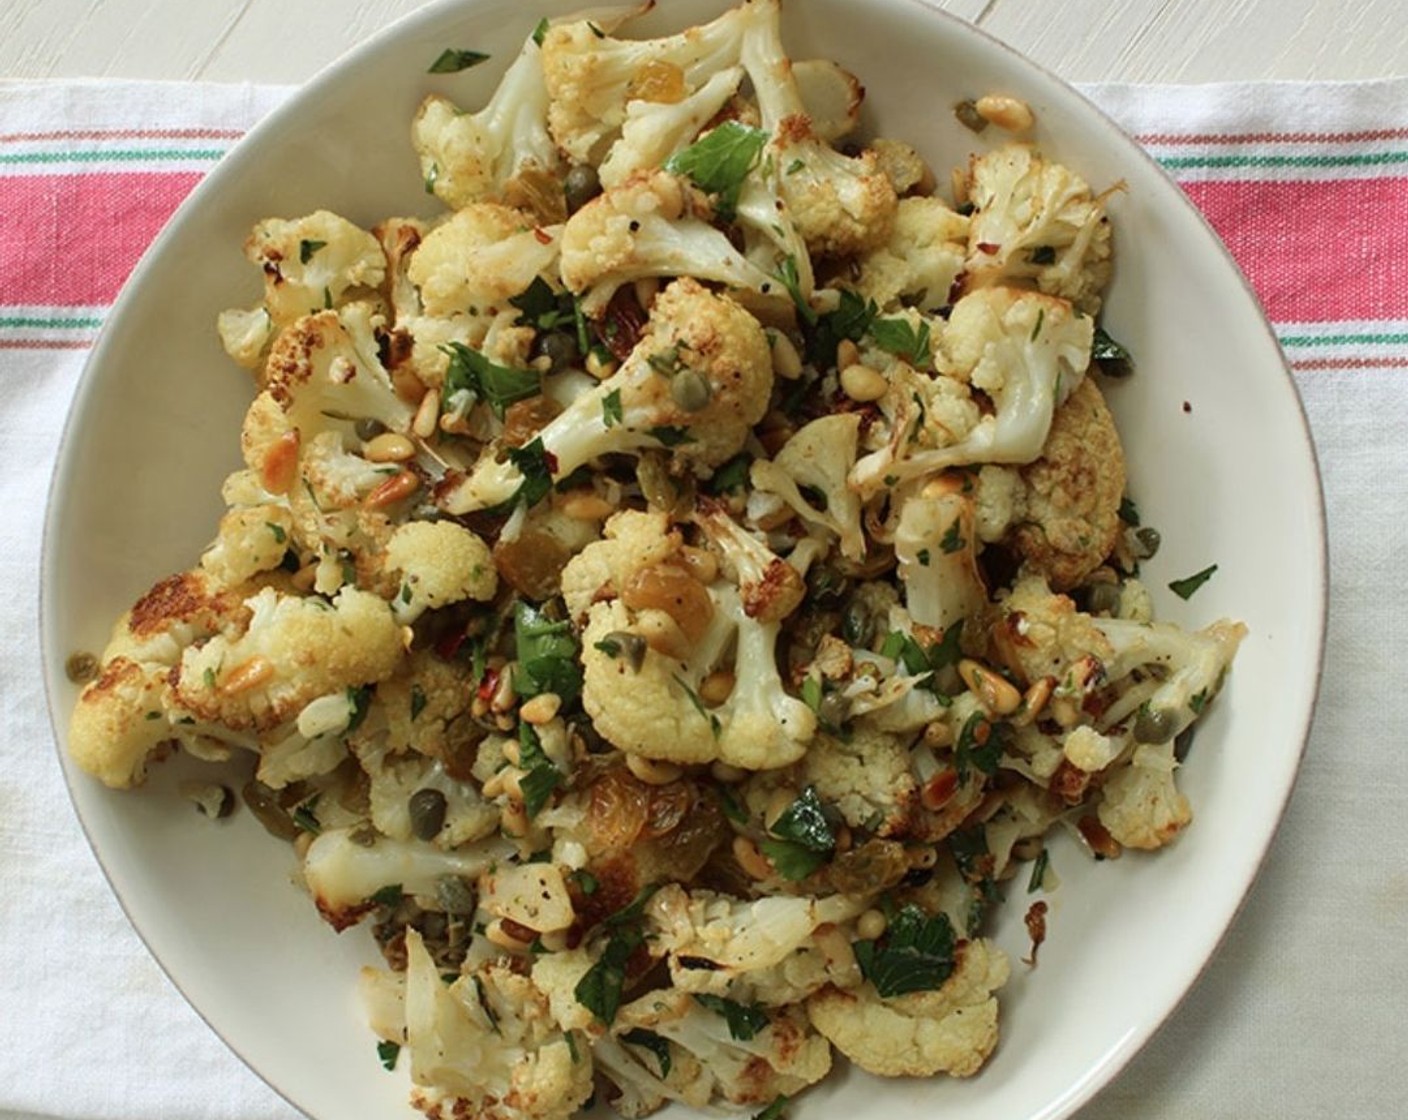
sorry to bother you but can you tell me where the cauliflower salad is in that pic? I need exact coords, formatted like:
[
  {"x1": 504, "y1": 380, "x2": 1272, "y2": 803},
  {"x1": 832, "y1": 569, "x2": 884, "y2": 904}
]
[{"x1": 66, "y1": 2, "x2": 1245, "y2": 1118}]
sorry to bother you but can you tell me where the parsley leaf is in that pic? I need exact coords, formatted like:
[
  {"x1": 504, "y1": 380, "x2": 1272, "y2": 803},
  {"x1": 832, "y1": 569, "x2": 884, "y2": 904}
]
[
  {"x1": 516, "y1": 722, "x2": 562, "y2": 819},
  {"x1": 1118, "y1": 495, "x2": 1141, "y2": 526},
  {"x1": 1168, "y1": 563, "x2": 1218, "y2": 600},
  {"x1": 574, "y1": 895, "x2": 653, "y2": 1025},
  {"x1": 499, "y1": 437, "x2": 555, "y2": 511},
  {"x1": 940, "y1": 520, "x2": 965, "y2": 554},
  {"x1": 768, "y1": 786, "x2": 837, "y2": 852},
  {"x1": 602, "y1": 388, "x2": 623, "y2": 428},
  {"x1": 513, "y1": 601, "x2": 582, "y2": 706},
  {"x1": 705, "y1": 451, "x2": 752, "y2": 494},
  {"x1": 805, "y1": 288, "x2": 877, "y2": 367},
  {"x1": 531, "y1": 17, "x2": 550, "y2": 47},
  {"x1": 1027, "y1": 849, "x2": 1050, "y2": 893},
  {"x1": 774, "y1": 254, "x2": 816, "y2": 326},
  {"x1": 853, "y1": 905, "x2": 957, "y2": 998},
  {"x1": 954, "y1": 711, "x2": 1004, "y2": 780},
  {"x1": 410, "y1": 684, "x2": 428, "y2": 721},
  {"x1": 869, "y1": 316, "x2": 931, "y2": 367},
  {"x1": 674, "y1": 675, "x2": 721, "y2": 738},
  {"x1": 621, "y1": 1028, "x2": 672, "y2": 1077},
  {"x1": 510, "y1": 276, "x2": 575, "y2": 331},
  {"x1": 369, "y1": 884, "x2": 404, "y2": 907},
  {"x1": 757, "y1": 838, "x2": 829, "y2": 881},
  {"x1": 1092, "y1": 325, "x2": 1134, "y2": 377},
  {"x1": 376, "y1": 1040, "x2": 401, "y2": 1070},
  {"x1": 693, "y1": 994, "x2": 770, "y2": 1040},
  {"x1": 441, "y1": 341, "x2": 541, "y2": 419},
  {"x1": 663, "y1": 121, "x2": 768, "y2": 220},
  {"x1": 648, "y1": 425, "x2": 692, "y2": 447},
  {"x1": 753, "y1": 1097, "x2": 789, "y2": 1120},
  {"x1": 298, "y1": 239, "x2": 326, "y2": 265},
  {"x1": 428, "y1": 48, "x2": 490, "y2": 73}
]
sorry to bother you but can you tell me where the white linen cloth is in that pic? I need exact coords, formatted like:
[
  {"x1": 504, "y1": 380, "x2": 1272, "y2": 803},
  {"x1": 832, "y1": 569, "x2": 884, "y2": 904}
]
[{"x1": 1, "y1": 77, "x2": 1404, "y2": 1119}]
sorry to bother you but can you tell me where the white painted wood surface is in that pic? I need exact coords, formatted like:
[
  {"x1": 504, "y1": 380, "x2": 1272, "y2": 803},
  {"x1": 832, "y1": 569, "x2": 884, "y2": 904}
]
[{"x1": 2, "y1": 0, "x2": 1406, "y2": 83}]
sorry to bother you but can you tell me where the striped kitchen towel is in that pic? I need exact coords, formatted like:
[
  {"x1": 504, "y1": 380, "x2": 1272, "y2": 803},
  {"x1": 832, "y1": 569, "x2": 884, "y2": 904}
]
[{"x1": 2, "y1": 77, "x2": 1405, "y2": 1120}]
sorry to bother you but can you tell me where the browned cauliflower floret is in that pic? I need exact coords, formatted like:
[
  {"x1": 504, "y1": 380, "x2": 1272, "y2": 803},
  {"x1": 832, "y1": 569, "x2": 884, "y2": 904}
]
[
  {"x1": 200, "y1": 504, "x2": 295, "y2": 590},
  {"x1": 806, "y1": 937, "x2": 1009, "y2": 1078},
  {"x1": 852, "y1": 195, "x2": 970, "y2": 313},
  {"x1": 407, "y1": 203, "x2": 562, "y2": 318},
  {"x1": 173, "y1": 586, "x2": 404, "y2": 733},
  {"x1": 383, "y1": 520, "x2": 497, "y2": 624},
  {"x1": 798, "y1": 726, "x2": 917, "y2": 839},
  {"x1": 441, "y1": 278, "x2": 772, "y2": 513},
  {"x1": 963, "y1": 143, "x2": 1113, "y2": 315},
  {"x1": 68, "y1": 656, "x2": 177, "y2": 789},
  {"x1": 1010, "y1": 375, "x2": 1127, "y2": 589},
  {"x1": 372, "y1": 650, "x2": 477, "y2": 762}
]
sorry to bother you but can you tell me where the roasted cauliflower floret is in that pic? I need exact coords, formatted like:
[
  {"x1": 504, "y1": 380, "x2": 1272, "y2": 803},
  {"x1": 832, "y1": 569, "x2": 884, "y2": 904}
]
[
  {"x1": 407, "y1": 203, "x2": 562, "y2": 318},
  {"x1": 807, "y1": 937, "x2": 1009, "y2": 1078},
  {"x1": 964, "y1": 143, "x2": 1113, "y2": 314},
  {"x1": 441, "y1": 278, "x2": 772, "y2": 513},
  {"x1": 173, "y1": 586, "x2": 403, "y2": 733},
  {"x1": 1010, "y1": 375, "x2": 1127, "y2": 589},
  {"x1": 399, "y1": 933, "x2": 593, "y2": 1120},
  {"x1": 853, "y1": 195, "x2": 970, "y2": 312},
  {"x1": 749, "y1": 414, "x2": 866, "y2": 562},
  {"x1": 559, "y1": 170, "x2": 773, "y2": 316},
  {"x1": 799, "y1": 727, "x2": 917, "y2": 839},
  {"x1": 199, "y1": 503, "x2": 295, "y2": 591},
  {"x1": 384, "y1": 520, "x2": 497, "y2": 624},
  {"x1": 412, "y1": 32, "x2": 560, "y2": 214},
  {"x1": 68, "y1": 656, "x2": 179, "y2": 789}
]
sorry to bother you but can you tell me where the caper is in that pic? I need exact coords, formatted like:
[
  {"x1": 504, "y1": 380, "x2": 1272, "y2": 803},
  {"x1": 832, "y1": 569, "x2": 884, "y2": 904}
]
[
  {"x1": 818, "y1": 691, "x2": 851, "y2": 730},
  {"x1": 601, "y1": 630, "x2": 647, "y2": 672},
  {"x1": 408, "y1": 787, "x2": 448, "y2": 840},
  {"x1": 354, "y1": 417, "x2": 387, "y2": 442},
  {"x1": 841, "y1": 600, "x2": 872, "y2": 647},
  {"x1": 954, "y1": 99, "x2": 989, "y2": 133},
  {"x1": 436, "y1": 874, "x2": 478, "y2": 916},
  {"x1": 669, "y1": 368, "x2": 712, "y2": 412},
  {"x1": 532, "y1": 330, "x2": 581, "y2": 374},
  {"x1": 1133, "y1": 705, "x2": 1178, "y2": 744},
  {"x1": 1084, "y1": 580, "x2": 1123, "y2": 616},
  {"x1": 241, "y1": 780, "x2": 299, "y2": 842},
  {"x1": 1131, "y1": 526, "x2": 1162, "y2": 560},
  {"x1": 563, "y1": 164, "x2": 602, "y2": 214},
  {"x1": 65, "y1": 651, "x2": 99, "y2": 683}
]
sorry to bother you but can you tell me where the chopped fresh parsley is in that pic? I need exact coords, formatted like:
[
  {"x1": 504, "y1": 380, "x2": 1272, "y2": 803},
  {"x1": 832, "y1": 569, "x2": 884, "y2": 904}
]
[
  {"x1": 428, "y1": 47, "x2": 490, "y2": 73},
  {"x1": 753, "y1": 1096, "x2": 789, "y2": 1120},
  {"x1": 1168, "y1": 563, "x2": 1218, "y2": 600},
  {"x1": 370, "y1": 884, "x2": 404, "y2": 907},
  {"x1": 346, "y1": 686, "x2": 372, "y2": 733},
  {"x1": 757, "y1": 838, "x2": 829, "y2": 881},
  {"x1": 574, "y1": 890, "x2": 659, "y2": 1025},
  {"x1": 674, "y1": 674, "x2": 721, "y2": 738},
  {"x1": 663, "y1": 120, "x2": 768, "y2": 220},
  {"x1": 1118, "y1": 495, "x2": 1140, "y2": 526},
  {"x1": 376, "y1": 1040, "x2": 401, "y2": 1070},
  {"x1": 1092, "y1": 325, "x2": 1134, "y2": 376},
  {"x1": 649, "y1": 424, "x2": 692, "y2": 447},
  {"x1": 954, "y1": 711, "x2": 1004, "y2": 780},
  {"x1": 410, "y1": 684, "x2": 428, "y2": 722},
  {"x1": 621, "y1": 1028, "x2": 672, "y2": 1076},
  {"x1": 1189, "y1": 688, "x2": 1210, "y2": 715},
  {"x1": 693, "y1": 994, "x2": 769, "y2": 1041},
  {"x1": 768, "y1": 786, "x2": 837, "y2": 853},
  {"x1": 940, "y1": 520, "x2": 965, "y2": 554},
  {"x1": 774, "y1": 254, "x2": 816, "y2": 326},
  {"x1": 880, "y1": 620, "x2": 963, "y2": 686},
  {"x1": 869, "y1": 316, "x2": 931, "y2": 367},
  {"x1": 602, "y1": 388, "x2": 623, "y2": 428},
  {"x1": 499, "y1": 437, "x2": 555, "y2": 511},
  {"x1": 531, "y1": 17, "x2": 550, "y2": 46},
  {"x1": 706, "y1": 451, "x2": 753, "y2": 494},
  {"x1": 916, "y1": 547, "x2": 932, "y2": 567},
  {"x1": 513, "y1": 601, "x2": 582, "y2": 706},
  {"x1": 571, "y1": 868, "x2": 600, "y2": 896},
  {"x1": 718, "y1": 786, "x2": 750, "y2": 825},
  {"x1": 441, "y1": 340, "x2": 541, "y2": 418},
  {"x1": 292, "y1": 798, "x2": 322, "y2": 836},
  {"x1": 853, "y1": 904, "x2": 957, "y2": 998},
  {"x1": 423, "y1": 161, "x2": 439, "y2": 195},
  {"x1": 1027, "y1": 848, "x2": 1050, "y2": 893},
  {"x1": 1030, "y1": 307, "x2": 1045, "y2": 342},
  {"x1": 805, "y1": 288, "x2": 878, "y2": 367},
  {"x1": 509, "y1": 276, "x2": 576, "y2": 331},
  {"x1": 298, "y1": 239, "x2": 326, "y2": 265},
  {"x1": 516, "y1": 722, "x2": 563, "y2": 819},
  {"x1": 1029, "y1": 245, "x2": 1057, "y2": 265},
  {"x1": 265, "y1": 520, "x2": 289, "y2": 544}
]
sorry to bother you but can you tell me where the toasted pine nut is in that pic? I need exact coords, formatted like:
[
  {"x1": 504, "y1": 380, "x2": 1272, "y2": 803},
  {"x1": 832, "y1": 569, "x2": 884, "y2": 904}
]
[
  {"x1": 922, "y1": 720, "x2": 954, "y2": 749},
  {"x1": 836, "y1": 339, "x2": 861, "y2": 371},
  {"x1": 857, "y1": 909, "x2": 888, "y2": 941},
  {"x1": 439, "y1": 411, "x2": 473, "y2": 435},
  {"x1": 490, "y1": 670, "x2": 517, "y2": 714},
  {"x1": 535, "y1": 929, "x2": 570, "y2": 953},
  {"x1": 260, "y1": 430, "x2": 301, "y2": 494},
  {"x1": 485, "y1": 918, "x2": 533, "y2": 951},
  {"x1": 220, "y1": 655, "x2": 273, "y2": 695},
  {"x1": 840, "y1": 363, "x2": 888, "y2": 402},
  {"x1": 733, "y1": 836, "x2": 774, "y2": 880},
  {"x1": 363, "y1": 469, "x2": 420, "y2": 509},
  {"x1": 363, "y1": 432, "x2": 416, "y2": 463},
  {"x1": 625, "y1": 754, "x2": 682, "y2": 785},
  {"x1": 678, "y1": 545, "x2": 719, "y2": 586},
  {"x1": 699, "y1": 670, "x2": 736, "y2": 706},
  {"x1": 585, "y1": 351, "x2": 616, "y2": 380},
  {"x1": 500, "y1": 799, "x2": 530, "y2": 837},
  {"x1": 1049, "y1": 695, "x2": 1082, "y2": 728},
  {"x1": 770, "y1": 332, "x2": 804, "y2": 380},
  {"x1": 975, "y1": 94, "x2": 1034, "y2": 133},
  {"x1": 1014, "y1": 676, "x2": 1054, "y2": 727},
  {"x1": 951, "y1": 166, "x2": 969, "y2": 209},
  {"x1": 959, "y1": 658, "x2": 1023, "y2": 716},
  {"x1": 412, "y1": 388, "x2": 440, "y2": 438},
  {"x1": 834, "y1": 824, "x2": 853, "y2": 853},
  {"x1": 519, "y1": 692, "x2": 561, "y2": 725},
  {"x1": 290, "y1": 562, "x2": 318, "y2": 592},
  {"x1": 908, "y1": 845, "x2": 939, "y2": 869},
  {"x1": 558, "y1": 491, "x2": 615, "y2": 521},
  {"x1": 634, "y1": 609, "x2": 690, "y2": 660},
  {"x1": 920, "y1": 471, "x2": 967, "y2": 499}
]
